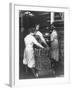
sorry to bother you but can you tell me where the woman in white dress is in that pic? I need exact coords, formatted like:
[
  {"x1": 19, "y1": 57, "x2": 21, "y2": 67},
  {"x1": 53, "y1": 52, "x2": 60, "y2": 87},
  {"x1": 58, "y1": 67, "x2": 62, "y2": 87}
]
[
  {"x1": 50, "y1": 24, "x2": 59, "y2": 64},
  {"x1": 23, "y1": 28, "x2": 44, "y2": 77}
]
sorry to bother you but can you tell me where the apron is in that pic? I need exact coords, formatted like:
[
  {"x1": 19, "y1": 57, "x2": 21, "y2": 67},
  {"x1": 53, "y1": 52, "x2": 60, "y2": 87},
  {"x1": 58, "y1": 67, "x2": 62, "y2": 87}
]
[{"x1": 51, "y1": 39, "x2": 59, "y2": 61}]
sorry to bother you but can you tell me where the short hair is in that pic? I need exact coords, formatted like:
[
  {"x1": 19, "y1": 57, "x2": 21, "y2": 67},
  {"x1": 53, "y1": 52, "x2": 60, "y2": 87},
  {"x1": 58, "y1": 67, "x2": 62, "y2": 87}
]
[{"x1": 49, "y1": 24, "x2": 55, "y2": 31}]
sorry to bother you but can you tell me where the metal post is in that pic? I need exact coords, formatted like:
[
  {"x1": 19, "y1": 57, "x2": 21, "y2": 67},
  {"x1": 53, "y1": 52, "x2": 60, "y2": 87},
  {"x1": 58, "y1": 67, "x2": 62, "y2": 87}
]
[{"x1": 51, "y1": 12, "x2": 54, "y2": 24}]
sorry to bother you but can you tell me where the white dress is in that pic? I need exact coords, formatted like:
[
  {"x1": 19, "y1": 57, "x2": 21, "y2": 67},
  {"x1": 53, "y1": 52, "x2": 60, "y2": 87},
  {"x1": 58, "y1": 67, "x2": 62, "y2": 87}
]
[
  {"x1": 23, "y1": 33, "x2": 43, "y2": 68},
  {"x1": 50, "y1": 30, "x2": 59, "y2": 61}
]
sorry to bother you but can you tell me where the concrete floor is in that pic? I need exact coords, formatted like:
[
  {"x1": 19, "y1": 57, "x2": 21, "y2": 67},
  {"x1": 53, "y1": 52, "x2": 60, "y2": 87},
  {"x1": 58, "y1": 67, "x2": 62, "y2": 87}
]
[{"x1": 19, "y1": 61, "x2": 64, "y2": 79}]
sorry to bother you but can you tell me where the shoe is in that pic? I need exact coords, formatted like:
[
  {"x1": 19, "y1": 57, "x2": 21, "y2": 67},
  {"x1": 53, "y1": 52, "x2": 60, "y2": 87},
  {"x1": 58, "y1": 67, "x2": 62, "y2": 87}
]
[{"x1": 35, "y1": 73, "x2": 38, "y2": 78}]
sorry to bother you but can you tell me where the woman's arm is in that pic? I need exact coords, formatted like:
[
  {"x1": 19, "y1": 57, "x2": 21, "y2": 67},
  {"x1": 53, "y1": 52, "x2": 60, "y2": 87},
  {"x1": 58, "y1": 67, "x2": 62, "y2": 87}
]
[
  {"x1": 33, "y1": 37, "x2": 44, "y2": 48},
  {"x1": 36, "y1": 31, "x2": 47, "y2": 45}
]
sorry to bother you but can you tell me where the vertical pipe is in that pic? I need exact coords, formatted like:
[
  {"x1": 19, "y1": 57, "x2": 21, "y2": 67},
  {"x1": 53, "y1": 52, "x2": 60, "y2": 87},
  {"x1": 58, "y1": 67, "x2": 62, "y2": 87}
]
[{"x1": 51, "y1": 12, "x2": 54, "y2": 24}]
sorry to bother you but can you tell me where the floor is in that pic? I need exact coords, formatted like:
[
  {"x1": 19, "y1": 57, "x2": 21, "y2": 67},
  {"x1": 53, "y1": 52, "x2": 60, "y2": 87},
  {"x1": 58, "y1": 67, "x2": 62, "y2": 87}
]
[{"x1": 19, "y1": 61, "x2": 64, "y2": 79}]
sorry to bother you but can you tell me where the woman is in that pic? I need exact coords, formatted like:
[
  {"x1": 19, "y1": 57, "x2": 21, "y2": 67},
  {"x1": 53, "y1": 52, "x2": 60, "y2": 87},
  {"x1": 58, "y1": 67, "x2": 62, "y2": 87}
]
[
  {"x1": 50, "y1": 24, "x2": 59, "y2": 62},
  {"x1": 23, "y1": 28, "x2": 44, "y2": 77}
]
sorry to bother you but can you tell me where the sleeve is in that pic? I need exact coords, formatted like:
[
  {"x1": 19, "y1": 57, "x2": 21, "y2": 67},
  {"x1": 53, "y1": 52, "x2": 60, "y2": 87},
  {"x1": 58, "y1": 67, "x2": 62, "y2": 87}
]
[
  {"x1": 36, "y1": 31, "x2": 47, "y2": 44},
  {"x1": 32, "y1": 36, "x2": 44, "y2": 48}
]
